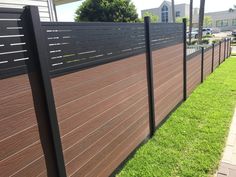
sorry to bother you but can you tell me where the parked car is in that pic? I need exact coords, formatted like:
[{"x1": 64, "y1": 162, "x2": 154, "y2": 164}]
[
  {"x1": 232, "y1": 30, "x2": 236, "y2": 36},
  {"x1": 203, "y1": 28, "x2": 213, "y2": 35},
  {"x1": 187, "y1": 28, "x2": 213, "y2": 39}
]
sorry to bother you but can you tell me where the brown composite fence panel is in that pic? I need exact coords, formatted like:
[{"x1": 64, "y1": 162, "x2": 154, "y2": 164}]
[
  {"x1": 51, "y1": 54, "x2": 150, "y2": 177},
  {"x1": 203, "y1": 47, "x2": 213, "y2": 79},
  {"x1": 220, "y1": 41, "x2": 225, "y2": 63},
  {"x1": 41, "y1": 21, "x2": 151, "y2": 176},
  {"x1": 0, "y1": 8, "x2": 49, "y2": 177},
  {"x1": 186, "y1": 52, "x2": 202, "y2": 96},
  {"x1": 213, "y1": 44, "x2": 220, "y2": 70},
  {"x1": 0, "y1": 75, "x2": 47, "y2": 177},
  {"x1": 150, "y1": 23, "x2": 184, "y2": 126},
  {"x1": 0, "y1": 6, "x2": 231, "y2": 177},
  {"x1": 152, "y1": 44, "x2": 183, "y2": 125}
]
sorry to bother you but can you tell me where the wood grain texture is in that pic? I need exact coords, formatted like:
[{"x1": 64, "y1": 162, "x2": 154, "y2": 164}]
[
  {"x1": 187, "y1": 54, "x2": 201, "y2": 96},
  {"x1": 214, "y1": 46, "x2": 220, "y2": 69},
  {"x1": 152, "y1": 44, "x2": 183, "y2": 126},
  {"x1": 52, "y1": 55, "x2": 149, "y2": 177},
  {"x1": 203, "y1": 49, "x2": 212, "y2": 79},
  {"x1": 0, "y1": 75, "x2": 47, "y2": 177}
]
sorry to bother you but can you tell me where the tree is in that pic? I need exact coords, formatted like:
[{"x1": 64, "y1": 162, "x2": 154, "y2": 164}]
[
  {"x1": 189, "y1": 0, "x2": 193, "y2": 44},
  {"x1": 140, "y1": 12, "x2": 159, "y2": 23},
  {"x1": 171, "y1": 0, "x2": 175, "y2": 23},
  {"x1": 204, "y1": 16, "x2": 212, "y2": 27},
  {"x1": 75, "y1": 0, "x2": 139, "y2": 22},
  {"x1": 198, "y1": 0, "x2": 205, "y2": 44},
  {"x1": 176, "y1": 17, "x2": 189, "y2": 25}
]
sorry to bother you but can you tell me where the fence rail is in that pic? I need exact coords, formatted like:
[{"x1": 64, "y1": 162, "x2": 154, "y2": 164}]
[{"x1": 0, "y1": 6, "x2": 231, "y2": 177}]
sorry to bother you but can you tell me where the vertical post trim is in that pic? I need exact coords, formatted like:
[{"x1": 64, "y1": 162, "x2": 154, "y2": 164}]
[
  {"x1": 224, "y1": 38, "x2": 226, "y2": 61},
  {"x1": 23, "y1": 6, "x2": 67, "y2": 177},
  {"x1": 201, "y1": 47, "x2": 204, "y2": 83},
  {"x1": 144, "y1": 16, "x2": 156, "y2": 137},
  {"x1": 211, "y1": 44, "x2": 214, "y2": 73},
  {"x1": 219, "y1": 41, "x2": 221, "y2": 66},
  {"x1": 183, "y1": 18, "x2": 187, "y2": 101}
]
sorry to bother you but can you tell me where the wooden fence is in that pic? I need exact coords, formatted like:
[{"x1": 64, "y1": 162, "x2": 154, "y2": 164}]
[{"x1": 0, "y1": 6, "x2": 231, "y2": 177}]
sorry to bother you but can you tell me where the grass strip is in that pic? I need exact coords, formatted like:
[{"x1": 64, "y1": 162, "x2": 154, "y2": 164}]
[{"x1": 118, "y1": 57, "x2": 236, "y2": 177}]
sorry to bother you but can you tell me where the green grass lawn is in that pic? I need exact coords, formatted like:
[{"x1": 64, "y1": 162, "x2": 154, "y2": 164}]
[{"x1": 117, "y1": 57, "x2": 236, "y2": 177}]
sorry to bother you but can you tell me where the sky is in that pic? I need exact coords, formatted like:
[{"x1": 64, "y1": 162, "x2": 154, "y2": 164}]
[{"x1": 56, "y1": 0, "x2": 236, "y2": 22}]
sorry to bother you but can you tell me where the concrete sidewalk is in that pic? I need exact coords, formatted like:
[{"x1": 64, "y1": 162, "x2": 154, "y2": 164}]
[{"x1": 215, "y1": 109, "x2": 236, "y2": 177}]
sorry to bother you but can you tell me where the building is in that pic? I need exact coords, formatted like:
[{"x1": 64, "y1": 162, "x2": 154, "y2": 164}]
[
  {"x1": 142, "y1": 0, "x2": 236, "y2": 31},
  {"x1": 0, "y1": 0, "x2": 79, "y2": 21},
  {"x1": 193, "y1": 10, "x2": 236, "y2": 31},
  {"x1": 141, "y1": 0, "x2": 199, "y2": 23}
]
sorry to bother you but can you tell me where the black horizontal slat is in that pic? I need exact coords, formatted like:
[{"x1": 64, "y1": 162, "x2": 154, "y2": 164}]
[
  {"x1": 0, "y1": 64, "x2": 28, "y2": 79},
  {"x1": 0, "y1": 42, "x2": 27, "y2": 53},
  {"x1": 42, "y1": 21, "x2": 144, "y2": 27},
  {"x1": 0, "y1": 35, "x2": 26, "y2": 46},
  {"x1": 49, "y1": 47, "x2": 145, "y2": 78},
  {"x1": 47, "y1": 38, "x2": 145, "y2": 60},
  {"x1": 48, "y1": 40, "x2": 145, "y2": 63},
  {"x1": 44, "y1": 27, "x2": 145, "y2": 39},
  {"x1": 0, "y1": 20, "x2": 23, "y2": 27},
  {"x1": 0, "y1": 12, "x2": 22, "y2": 19},
  {"x1": 47, "y1": 34, "x2": 145, "y2": 53},
  {"x1": 0, "y1": 50, "x2": 29, "y2": 68},
  {"x1": 152, "y1": 39, "x2": 182, "y2": 50},
  {"x1": 45, "y1": 30, "x2": 145, "y2": 42},
  {"x1": 0, "y1": 27, "x2": 24, "y2": 35}
]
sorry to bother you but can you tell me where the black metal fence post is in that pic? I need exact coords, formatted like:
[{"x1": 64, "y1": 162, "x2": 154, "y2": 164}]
[
  {"x1": 211, "y1": 44, "x2": 214, "y2": 73},
  {"x1": 23, "y1": 6, "x2": 67, "y2": 177},
  {"x1": 144, "y1": 16, "x2": 156, "y2": 137},
  {"x1": 228, "y1": 38, "x2": 230, "y2": 58},
  {"x1": 224, "y1": 38, "x2": 226, "y2": 61},
  {"x1": 201, "y1": 47, "x2": 204, "y2": 83},
  {"x1": 183, "y1": 18, "x2": 187, "y2": 101},
  {"x1": 219, "y1": 41, "x2": 221, "y2": 66},
  {"x1": 228, "y1": 38, "x2": 230, "y2": 57}
]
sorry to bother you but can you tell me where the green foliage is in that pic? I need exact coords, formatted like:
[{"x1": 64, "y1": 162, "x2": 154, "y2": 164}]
[
  {"x1": 212, "y1": 39, "x2": 220, "y2": 44},
  {"x1": 204, "y1": 16, "x2": 213, "y2": 27},
  {"x1": 202, "y1": 38, "x2": 209, "y2": 44},
  {"x1": 187, "y1": 40, "x2": 197, "y2": 45},
  {"x1": 176, "y1": 17, "x2": 189, "y2": 26},
  {"x1": 75, "y1": 0, "x2": 139, "y2": 22},
  {"x1": 140, "y1": 12, "x2": 159, "y2": 23},
  {"x1": 118, "y1": 57, "x2": 236, "y2": 177}
]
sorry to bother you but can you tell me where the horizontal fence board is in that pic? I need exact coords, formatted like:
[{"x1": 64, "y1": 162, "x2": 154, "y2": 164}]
[
  {"x1": 0, "y1": 74, "x2": 47, "y2": 177},
  {"x1": 92, "y1": 122, "x2": 149, "y2": 177},
  {"x1": 187, "y1": 54, "x2": 201, "y2": 96},
  {"x1": 203, "y1": 49, "x2": 212, "y2": 79},
  {"x1": 69, "y1": 112, "x2": 149, "y2": 177},
  {"x1": 51, "y1": 54, "x2": 149, "y2": 176},
  {"x1": 63, "y1": 98, "x2": 148, "y2": 164},
  {"x1": 152, "y1": 44, "x2": 183, "y2": 125}
]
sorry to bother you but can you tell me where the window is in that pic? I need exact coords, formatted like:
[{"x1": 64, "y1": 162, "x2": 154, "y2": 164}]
[
  {"x1": 216, "y1": 20, "x2": 228, "y2": 27},
  {"x1": 233, "y1": 19, "x2": 236, "y2": 26},
  {"x1": 161, "y1": 5, "x2": 168, "y2": 23},
  {"x1": 176, "y1": 11, "x2": 180, "y2": 17}
]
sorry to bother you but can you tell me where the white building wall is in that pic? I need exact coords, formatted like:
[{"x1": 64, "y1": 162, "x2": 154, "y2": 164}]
[
  {"x1": 193, "y1": 10, "x2": 236, "y2": 31},
  {"x1": 0, "y1": 0, "x2": 56, "y2": 21},
  {"x1": 141, "y1": 2, "x2": 189, "y2": 23}
]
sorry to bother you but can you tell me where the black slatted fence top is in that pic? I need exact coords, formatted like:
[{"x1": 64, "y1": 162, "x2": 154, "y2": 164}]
[
  {"x1": 0, "y1": 8, "x2": 30, "y2": 79},
  {"x1": 150, "y1": 23, "x2": 183, "y2": 50},
  {"x1": 42, "y1": 22, "x2": 146, "y2": 77},
  {"x1": 0, "y1": 7, "x2": 185, "y2": 79}
]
